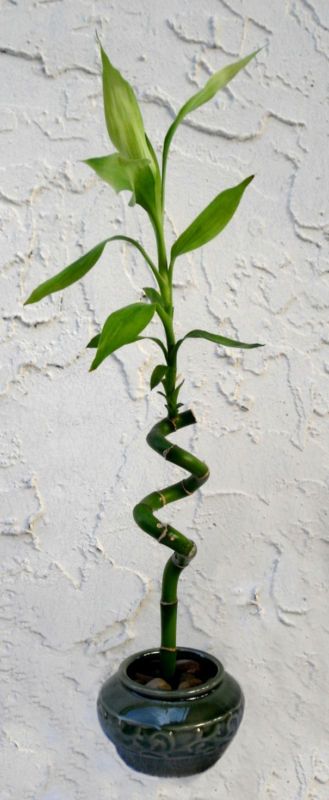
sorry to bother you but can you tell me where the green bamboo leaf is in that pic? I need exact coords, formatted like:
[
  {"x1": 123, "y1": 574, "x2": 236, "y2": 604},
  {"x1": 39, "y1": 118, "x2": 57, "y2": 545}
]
[
  {"x1": 83, "y1": 153, "x2": 156, "y2": 219},
  {"x1": 100, "y1": 44, "x2": 150, "y2": 161},
  {"x1": 83, "y1": 153, "x2": 150, "y2": 193},
  {"x1": 142, "y1": 287, "x2": 172, "y2": 332},
  {"x1": 90, "y1": 302, "x2": 156, "y2": 371},
  {"x1": 178, "y1": 329, "x2": 264, "y2": 349},
  {"x1": 142, "y1": 286, "x2": 164, "y2": 306},
  {"x1": 132, "y1": 163, "x2": 157, "y2": 217},
  {"x1": 150, "y1": 364, "x2": 167, "y2": 390},
  {"x1": 95, "y1": 45, "x2": 159, "y2": 222},
  {"x1": 24, "y1": 240, "x2": 109, "y2": 305},
  {"x1": 171, "y1": 175, "x2": 254, "y2": 260},
  {"x1": 137, "y1": 335, "x2": 167, "y2": 356},
  {"x1": 24, "y1": 235, "x2": 158, "y2": 306},
  {"x1": 170, "y1": 379, "x2": 185, "y2": 405},
  {"x1": 86, "y1": 334, "x2": 100, "y2": 348},
  {"x1": 87, "y1": 332, "x2": 167, "y2": 356},
  {"x1": 145, "y1": 134, "x2": 161, "y2": 179},
  {"x1": 145, "y1": 133, "x2": 162, "y2": 211},
  {"x1": 163, "y1": 50, "x2": 260, "y2": 177}
]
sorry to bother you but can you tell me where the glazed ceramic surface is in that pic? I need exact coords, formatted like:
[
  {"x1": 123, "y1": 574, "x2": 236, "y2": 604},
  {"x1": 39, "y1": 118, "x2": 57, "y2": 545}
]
[{"x1": 97, "y1": 647, "x2": 244, "y2": 777}]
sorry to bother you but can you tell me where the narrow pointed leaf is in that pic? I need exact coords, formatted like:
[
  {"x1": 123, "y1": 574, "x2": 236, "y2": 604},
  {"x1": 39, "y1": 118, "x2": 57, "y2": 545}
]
[
  {"x1": 24, "y1": 240, "x2": 108, "y2": 305},
  {"x1": 171, "y1": 175, "x2": 254, "y2": 259},
  {"x1": 143, "y1": 286, "x2": 164, "y2": 306},
  {"x1": 171, "y1": 379, "x2": 185, "y2": 404},
  {"x1": 95, "y1": 45, "x2": 158, "y2": 221},
  {"x1": 24, "y1": 235, "x2": 157, "y2": 306},
  {"x1": 94, "y1": 331, "x2": 167, "y2": 356},
  {"x1": 145, "y1": 133, "x2": 162, "y2": 210},
  {"x1": 100, "y1": 44, "x2": 150, "y2": 161},
  {"x1": 86, "y1": 334, "x2": 100, "y2": 348},
  {"x1": 83, "y1": 153, "x2": 150, "y2": 194},
  {"x1": 83, "y1": 153, "x2": 156, "y2": 219},
  {"x1": 150, "y1": 364, "x2": 167, "y2": 390},
  {"x1": 178, "y1": 329, "x2": 263, "y2": 349},
  {"x1": 137, "y1": 335, "x2": 167, "y2": 356},
  {"x1": 132, "y1": 162, "x2": 157, "y2": 218},
  {"x1": 145, "y1": 133, "x2": 160, "y2": 176},
  {"x1": 142, "y1": 287, "x2": 171, "y2": 329},
  {"x1": 90, "y1": 302, "x2": 156, "y2": 371},
  {"x1": 163, "y1": 50, "x2": 260, "y2": 174}
]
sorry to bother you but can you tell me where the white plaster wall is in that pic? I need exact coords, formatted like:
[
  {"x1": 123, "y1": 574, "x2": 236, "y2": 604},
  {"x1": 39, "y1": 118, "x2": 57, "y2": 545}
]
[{"x1": 1, "y1": 1, "x2": 328, "y2": 798}]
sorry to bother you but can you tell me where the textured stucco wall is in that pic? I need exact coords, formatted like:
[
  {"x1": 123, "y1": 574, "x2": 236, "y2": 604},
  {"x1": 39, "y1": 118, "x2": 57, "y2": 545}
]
[{"x1": 1, "y1": 1, "x2": 329, "y2": 798}]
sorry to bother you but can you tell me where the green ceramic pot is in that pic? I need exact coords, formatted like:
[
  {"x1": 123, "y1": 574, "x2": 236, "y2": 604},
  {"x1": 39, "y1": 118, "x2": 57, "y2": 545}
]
[{"x1": 97, "y1": 647, "x2": 244, "y2": 777}]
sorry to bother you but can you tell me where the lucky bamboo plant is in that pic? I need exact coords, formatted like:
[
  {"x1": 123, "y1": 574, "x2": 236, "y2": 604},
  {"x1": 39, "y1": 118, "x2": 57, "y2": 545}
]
[{"x1": 24, "y1": 42, "x2": 262, "y2": 683}]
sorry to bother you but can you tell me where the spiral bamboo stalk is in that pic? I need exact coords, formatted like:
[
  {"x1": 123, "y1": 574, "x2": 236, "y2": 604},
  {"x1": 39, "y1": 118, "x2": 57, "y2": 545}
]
[{"x1": 133, "y1": 409, "x2": 209, "y2": 680}]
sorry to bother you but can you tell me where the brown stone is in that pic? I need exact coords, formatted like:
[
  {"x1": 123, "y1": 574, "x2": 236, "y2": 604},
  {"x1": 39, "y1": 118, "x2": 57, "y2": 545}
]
[
  {"x1": 134, "y1": 672, "x2": 156, "y2": 685},
  {"x1": 177, "y1": 675, "x2": 203, "y2": 690},
  {"x1": 145, "y1": 677, "x2": 172, "y2": 690},
  {"x1": 175, "y1": 659, "x2": 201, "y2": 676}
]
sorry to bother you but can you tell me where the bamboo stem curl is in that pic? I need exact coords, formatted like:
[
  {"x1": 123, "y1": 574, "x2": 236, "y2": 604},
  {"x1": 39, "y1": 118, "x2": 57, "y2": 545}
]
[{"x1": 133, "y1": 409, "x2": 209, "y2": 679}]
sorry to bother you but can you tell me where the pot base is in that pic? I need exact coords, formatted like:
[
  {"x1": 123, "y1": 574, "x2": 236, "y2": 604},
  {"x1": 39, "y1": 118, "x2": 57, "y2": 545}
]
[
  {"x1": 97, "y1": 647, "x2": 244, "y2": 778},
  {"x1": 116, "y1": 745, "x2": 229, "y2": 777}
]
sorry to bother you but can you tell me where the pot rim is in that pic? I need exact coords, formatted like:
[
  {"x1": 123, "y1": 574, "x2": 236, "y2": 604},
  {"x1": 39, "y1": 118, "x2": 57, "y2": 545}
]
[{"x1": 119, "y1": 646, "x2": 224, "y2": 700}]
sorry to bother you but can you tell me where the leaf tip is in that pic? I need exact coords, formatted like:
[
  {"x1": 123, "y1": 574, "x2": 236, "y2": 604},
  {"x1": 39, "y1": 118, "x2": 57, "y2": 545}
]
[
  {"x1": 242, "y1": 173, "x2": 255, "y2": 190},
  {"x1": 23, "y1": 294, "x2": 34, "y2": 306},
  {"x1": 98, "y1": 38, "x2": 113, "y2": 71},
  {"x1": 95, "y1": 29, "x2": 102, "y2": 49},
  {"x1": 245, "y1": 46, "x2": 265, "y2": 64},
  {"x1": 254, "y1": 45, "x2": 266, "y2": 56},
  {"x1": 86, "y1": 334, "x2": 100, "y2": 349}
]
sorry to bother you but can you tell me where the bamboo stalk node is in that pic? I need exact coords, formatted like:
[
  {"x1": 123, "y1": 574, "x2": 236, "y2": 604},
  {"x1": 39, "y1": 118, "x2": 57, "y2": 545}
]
[
  {"x1": 158, "y1": 525, "x2": 168, "y2": 542},
  {"x1": 160, "y1": 599, "x2": 178, "y2": 606},
  {"x1": 162, "y1": 445, "x2": 174, "y2": 459},
  {"x1": 168, "y1": 417, "x2": 178, "y2": 430}
]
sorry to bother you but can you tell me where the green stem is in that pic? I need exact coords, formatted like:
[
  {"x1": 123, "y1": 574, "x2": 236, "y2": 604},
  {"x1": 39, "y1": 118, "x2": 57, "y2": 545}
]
[
  {"x1": 161, "y1": 125, "x2": 175, "y2": 212},
  {"x1": 152, "y1": 215, "x2": 167, "y2": 275},
  {"x1": 160, "y1": 555, "x2": 184, "y2": 678},
  {"x1": 151, "y1": 215, "x2": 179, "y2": 417}
]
